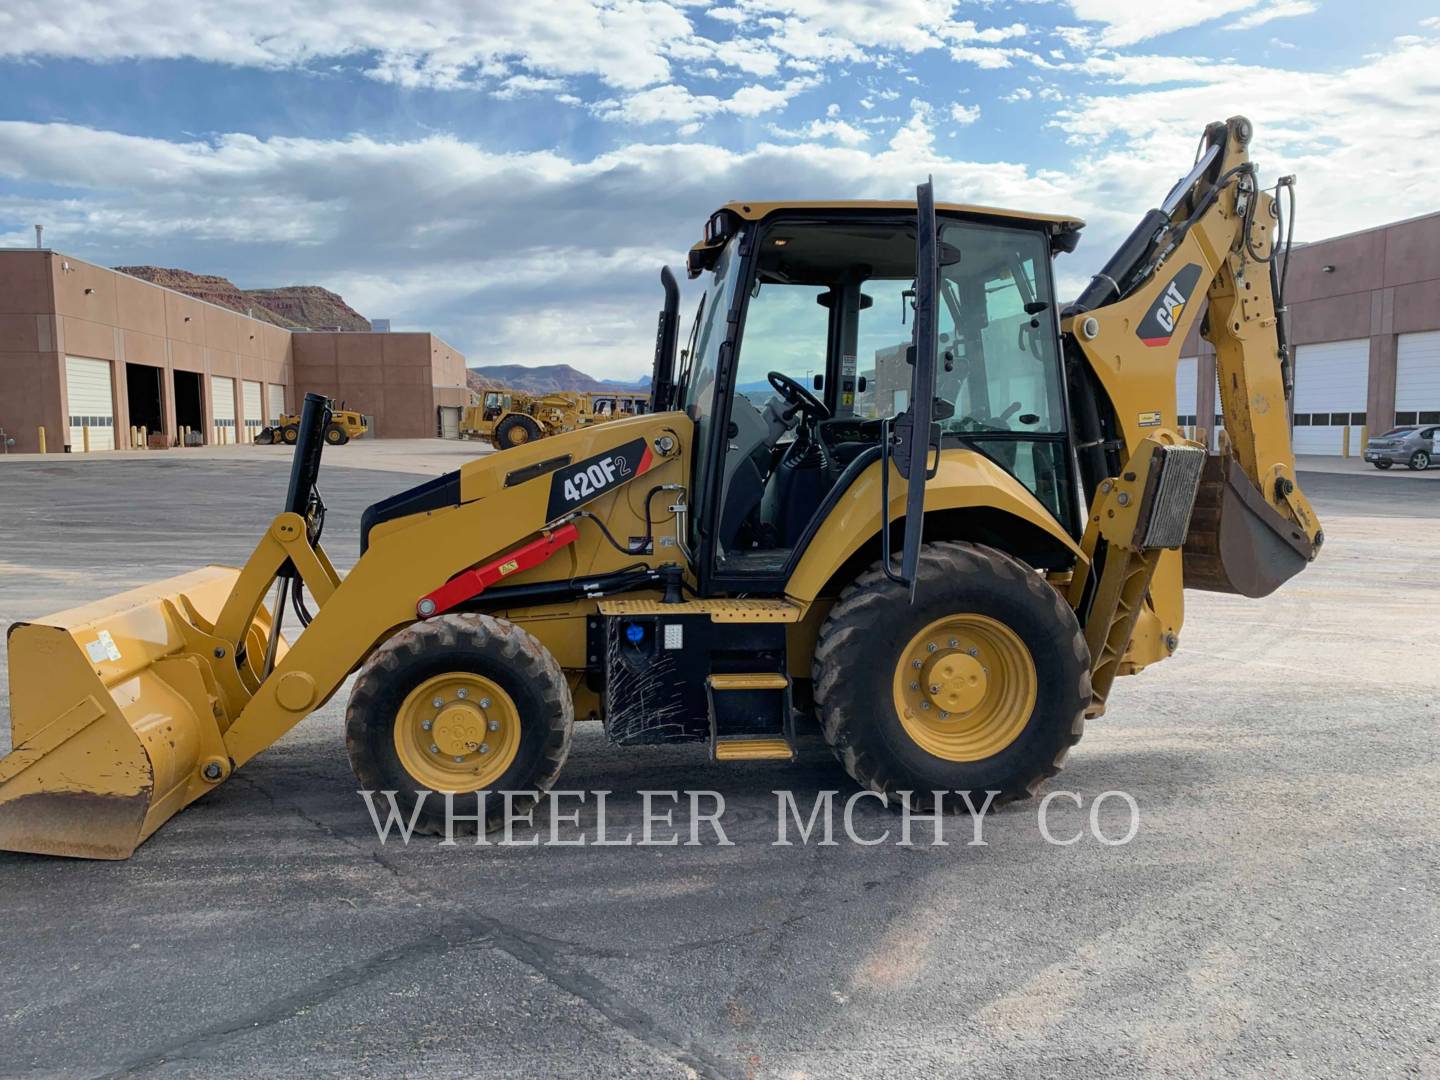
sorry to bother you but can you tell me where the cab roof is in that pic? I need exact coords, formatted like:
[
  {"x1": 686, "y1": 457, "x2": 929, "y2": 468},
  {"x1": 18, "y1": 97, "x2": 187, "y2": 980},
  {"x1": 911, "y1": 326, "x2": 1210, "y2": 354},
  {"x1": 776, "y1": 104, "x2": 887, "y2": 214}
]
[{"x1": 717, "y1": 200, "x2": 1085, "y2": 231}]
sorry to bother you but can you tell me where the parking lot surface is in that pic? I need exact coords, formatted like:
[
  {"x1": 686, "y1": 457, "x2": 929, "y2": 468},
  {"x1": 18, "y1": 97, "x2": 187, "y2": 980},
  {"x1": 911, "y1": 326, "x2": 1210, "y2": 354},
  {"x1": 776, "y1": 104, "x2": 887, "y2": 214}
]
[{"x1": 0, "y1": 456, "x2": 1435, "y2": 1078}]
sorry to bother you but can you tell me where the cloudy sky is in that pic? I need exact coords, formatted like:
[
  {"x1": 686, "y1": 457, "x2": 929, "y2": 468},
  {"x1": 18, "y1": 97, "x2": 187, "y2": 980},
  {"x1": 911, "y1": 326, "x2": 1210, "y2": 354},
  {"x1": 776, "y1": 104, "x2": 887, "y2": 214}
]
[{"x1": 1, "y1": 1, "x2": 1437, "y2": 380}]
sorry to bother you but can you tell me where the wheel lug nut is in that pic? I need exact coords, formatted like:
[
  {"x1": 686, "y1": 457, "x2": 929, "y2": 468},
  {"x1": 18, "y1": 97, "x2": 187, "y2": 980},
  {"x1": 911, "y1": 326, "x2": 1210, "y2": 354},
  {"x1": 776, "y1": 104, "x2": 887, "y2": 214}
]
[
  {"x1": 479, "y1": 697, "x2": 491, "y2": 708},
  {"x1": 456, "y1": 688, "x2": 468, "y2": 699},
  {"x1": 926, "y1": 642, "x2": 937, "y2": 652},
  {"x1": 948, "y1": 638, "x2": 958, "y2": 648},
  {"x1": 432, "y1": 697, "x2": 444, "y2": 708},
  {"x1": 910, "y1": 681, "x2": 919, "y2": 691},
  {"x1": 488, "y1": 720, "x2": 499, "y2": 731},
  {"x1": 939, "y1": 711, "x2": 949, "y2": 719},
  {"x1": 479, "y1": 743, "x2": 490, "y2": 754},
  {"x1": 422, "y1": 720, "x2": 432, "y2": 731},
  {"x1": 453, "y1": 756, "x2": 464, "y2": 763},
  {"x1": 912, "y1": 659, "x2": 923, "y2": 669},
  {"x1": 429, "y1": 744, "x2": 439, "y2": 754},
  {"x1": 967, "y1": 647, "x2": 978, "y2": 657},
  {"x1": 920, "y1": 702, "x2": 931, "y2": 710}
]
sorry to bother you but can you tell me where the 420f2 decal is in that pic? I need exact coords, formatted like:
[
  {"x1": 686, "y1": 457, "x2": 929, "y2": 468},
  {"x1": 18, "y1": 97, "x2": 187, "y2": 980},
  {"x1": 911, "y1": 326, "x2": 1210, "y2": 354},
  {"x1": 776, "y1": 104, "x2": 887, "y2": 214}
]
[
  {"x1": 545, "y1": 438, "x2": 654, "y2": 520},
  {"x1": 1137, "y1": 263, "x2": 1203, "y2": 347}
]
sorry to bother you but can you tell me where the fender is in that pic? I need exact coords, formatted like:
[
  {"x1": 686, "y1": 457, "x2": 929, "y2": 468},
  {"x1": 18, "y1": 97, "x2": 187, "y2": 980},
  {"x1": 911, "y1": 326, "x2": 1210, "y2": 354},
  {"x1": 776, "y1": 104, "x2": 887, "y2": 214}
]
[{"x1": 784, "y1": 448, "x2": 1084, "y2": 603}]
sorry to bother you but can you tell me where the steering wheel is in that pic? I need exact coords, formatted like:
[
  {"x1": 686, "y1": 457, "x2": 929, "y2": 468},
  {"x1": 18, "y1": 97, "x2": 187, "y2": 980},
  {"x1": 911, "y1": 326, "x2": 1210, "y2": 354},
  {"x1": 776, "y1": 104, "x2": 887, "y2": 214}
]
[{"x1": 767, "y1": 371, "x2": 832, "y2": 420}]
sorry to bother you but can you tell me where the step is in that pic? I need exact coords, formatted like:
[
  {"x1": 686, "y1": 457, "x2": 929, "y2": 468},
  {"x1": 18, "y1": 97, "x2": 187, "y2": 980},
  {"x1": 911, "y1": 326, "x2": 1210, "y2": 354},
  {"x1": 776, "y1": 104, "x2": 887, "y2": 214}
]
[
  {"x1": 707, "y1": 673, "x2": 789, "y2": 691},
  {"x1": 712, "y1": 737, "x2": 795, "y2": 761}
]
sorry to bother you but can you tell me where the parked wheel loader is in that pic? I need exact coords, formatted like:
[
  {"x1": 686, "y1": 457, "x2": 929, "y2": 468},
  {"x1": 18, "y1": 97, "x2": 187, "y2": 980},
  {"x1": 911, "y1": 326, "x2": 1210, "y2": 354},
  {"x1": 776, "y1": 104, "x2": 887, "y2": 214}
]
[
  {"x1": 0, "y1": 116, "x2": 1321, "y2": 858},
  {"x1": 258, "y1": 407, "x2": 370, "y2": 446}
]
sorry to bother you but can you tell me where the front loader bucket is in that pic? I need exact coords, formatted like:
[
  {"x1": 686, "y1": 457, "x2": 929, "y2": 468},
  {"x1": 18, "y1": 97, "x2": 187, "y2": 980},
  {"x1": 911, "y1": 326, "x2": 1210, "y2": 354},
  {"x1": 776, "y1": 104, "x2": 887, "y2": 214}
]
[
  {"x1": 1182, "y1": 455, "x2": 1317, "y2": 598},
  {"x1": 0, "y1": 567, "x2": 282, "y2": 859}
]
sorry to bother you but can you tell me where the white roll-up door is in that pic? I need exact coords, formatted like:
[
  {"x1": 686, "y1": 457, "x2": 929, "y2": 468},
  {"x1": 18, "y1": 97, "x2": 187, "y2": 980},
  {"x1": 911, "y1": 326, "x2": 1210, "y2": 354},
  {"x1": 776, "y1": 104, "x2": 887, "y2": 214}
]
[
  {"x1": 210, "y1": 375, "x2": 236, "y2": 444},
  {"x1": 1396, "y1": 331, "x2": 1440, "y2": 426},
  {"x1": 267, "y1": 384, "x2": 286, "y2": 423},
  {"x1": 1293, "y1": 338, "x2": 1369, "y2": 455},
  {"x1": 242, "y1": 380, "x2": 263, "y2": 442},
  {"x1": 439, "y1": 406, "x2": 461, "y2": 439},
  {"x1": 66, "y1": 356, "x2": 115, "y2": 451},
  {"x1": 1176, "y1": 356, "x2": 1198, "y2": 436}
]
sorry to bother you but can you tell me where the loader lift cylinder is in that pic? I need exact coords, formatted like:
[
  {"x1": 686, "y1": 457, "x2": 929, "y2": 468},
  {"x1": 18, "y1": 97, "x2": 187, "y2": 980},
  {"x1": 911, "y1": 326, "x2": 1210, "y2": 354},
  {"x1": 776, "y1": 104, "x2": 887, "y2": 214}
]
[{"x1": 284, "y1": 392, "x2": 332, "y2": 521}]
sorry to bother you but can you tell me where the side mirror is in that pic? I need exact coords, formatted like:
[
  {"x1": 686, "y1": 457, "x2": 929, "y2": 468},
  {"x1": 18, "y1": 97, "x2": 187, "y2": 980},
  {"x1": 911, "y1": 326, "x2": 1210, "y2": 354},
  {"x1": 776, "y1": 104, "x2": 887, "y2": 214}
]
[
  {"x1": 857, "y1": 376, "x2": 868, "y2": 393},
  {"x1": 812, "y1": 374, "x2": 824, "y2": 391}
]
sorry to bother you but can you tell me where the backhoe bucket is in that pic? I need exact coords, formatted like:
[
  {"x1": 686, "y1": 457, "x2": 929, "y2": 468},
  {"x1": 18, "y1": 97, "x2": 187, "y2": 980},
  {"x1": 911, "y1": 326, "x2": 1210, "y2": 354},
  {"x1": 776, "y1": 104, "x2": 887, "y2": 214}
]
[
  {"x1": 0, "y1": 567, "x2": 282, "y2": 859},
  {"x1": 1182, "y1": 455, "x2": 1317, "y2": 597}
]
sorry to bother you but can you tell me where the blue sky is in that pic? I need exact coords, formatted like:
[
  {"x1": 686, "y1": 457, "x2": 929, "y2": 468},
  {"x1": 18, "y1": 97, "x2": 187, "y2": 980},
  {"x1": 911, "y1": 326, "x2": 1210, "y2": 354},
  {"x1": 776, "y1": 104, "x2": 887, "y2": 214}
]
[{"x1": 1, "y1": 1, "x2": 1437, "y2": 380}]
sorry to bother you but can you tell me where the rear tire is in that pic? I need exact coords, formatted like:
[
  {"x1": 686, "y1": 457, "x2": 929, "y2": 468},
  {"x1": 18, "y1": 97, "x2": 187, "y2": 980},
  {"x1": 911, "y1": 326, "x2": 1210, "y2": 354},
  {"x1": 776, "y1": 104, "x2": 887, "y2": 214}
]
[
  {"x1": 495, "y1": 414, "x2": 542, "y2": 449},
  {"x1": 1409, "y1": 450, "x2": 1430, "y2": 471},
  {"x1": 813, "y1": 541, "x2": 1090, "y2": 810},
  {"x1": 1374, "y1": 462, "x2": 1392, "y2": 470},
  {"x1": 345, "y1": 614, "x2": 573, "y2": 835},
  {"x1": 282, "y1": 424, "x2": 300, "y2": 445}
]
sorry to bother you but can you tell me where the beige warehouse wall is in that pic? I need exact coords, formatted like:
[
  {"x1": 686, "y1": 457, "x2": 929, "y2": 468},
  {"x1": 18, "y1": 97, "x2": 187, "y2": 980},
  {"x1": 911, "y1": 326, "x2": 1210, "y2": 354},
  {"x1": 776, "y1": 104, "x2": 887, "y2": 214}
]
[{"x1": 294, "y1": 331, "x2": 468, "y2": 438}]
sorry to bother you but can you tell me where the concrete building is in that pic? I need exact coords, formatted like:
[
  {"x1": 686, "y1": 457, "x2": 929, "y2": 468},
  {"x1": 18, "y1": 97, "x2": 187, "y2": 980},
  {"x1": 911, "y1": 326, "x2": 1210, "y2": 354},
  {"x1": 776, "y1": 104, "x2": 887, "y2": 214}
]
[
  {"x1": 1180, "y1": 209, "x2": 1440, "y2": 455},
  {"x1": 0, "y1": 249, "x2": 469, "y2": 453}
]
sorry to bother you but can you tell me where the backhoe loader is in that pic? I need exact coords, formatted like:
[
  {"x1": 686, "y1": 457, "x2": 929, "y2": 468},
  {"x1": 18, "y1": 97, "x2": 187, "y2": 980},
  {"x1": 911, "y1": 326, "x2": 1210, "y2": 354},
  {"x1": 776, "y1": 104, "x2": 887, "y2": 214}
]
[{"x1": 0, "y1": 116, "x2": 1320, "y2": 858}]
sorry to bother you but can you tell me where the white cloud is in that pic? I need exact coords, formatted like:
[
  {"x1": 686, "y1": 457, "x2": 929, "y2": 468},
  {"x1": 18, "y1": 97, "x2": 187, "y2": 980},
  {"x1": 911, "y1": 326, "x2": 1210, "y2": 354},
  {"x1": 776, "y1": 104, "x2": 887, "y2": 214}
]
[
  {"x1": 949, "y1": 102, "x2": 981, "y2": 125},
  {"x1": 769, "y1": 118, "x2": 870, "y2": 144},
  {"x1": 595, "y1": 80, "x2": 796, "y2": 124},
  {"x1": 1065, "y1": 0, "x2": 1266, "y2": 47},
  {"x1": 1225, "y1": 1, "x2": 1316, "y2": 31}
]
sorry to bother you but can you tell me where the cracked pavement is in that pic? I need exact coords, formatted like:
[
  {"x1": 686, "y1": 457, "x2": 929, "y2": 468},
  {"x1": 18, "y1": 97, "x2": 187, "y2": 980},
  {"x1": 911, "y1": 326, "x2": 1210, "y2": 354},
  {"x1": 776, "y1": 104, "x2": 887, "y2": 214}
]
[{"x1": 0, "y1": 456, "x2": 1436, "y2": 1078}]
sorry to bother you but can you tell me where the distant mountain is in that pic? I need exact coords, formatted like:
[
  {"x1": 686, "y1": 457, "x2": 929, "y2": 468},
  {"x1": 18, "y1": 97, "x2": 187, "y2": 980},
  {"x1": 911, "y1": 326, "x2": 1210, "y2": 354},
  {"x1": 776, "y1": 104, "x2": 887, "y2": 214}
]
[
  {"x1": 113, "y1": 266, "x2": 371, "y2": 331},
  {"x1": 467, "y1": 363, "x2": 650, "y2": 395}
]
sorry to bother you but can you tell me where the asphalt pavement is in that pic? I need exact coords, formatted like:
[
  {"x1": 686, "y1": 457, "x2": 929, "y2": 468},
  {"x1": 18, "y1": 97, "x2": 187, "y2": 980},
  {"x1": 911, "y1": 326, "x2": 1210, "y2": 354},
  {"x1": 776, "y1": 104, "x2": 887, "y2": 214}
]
[{"x1": 0, "y1": 455, "x2": 1435, "y2": 1078}]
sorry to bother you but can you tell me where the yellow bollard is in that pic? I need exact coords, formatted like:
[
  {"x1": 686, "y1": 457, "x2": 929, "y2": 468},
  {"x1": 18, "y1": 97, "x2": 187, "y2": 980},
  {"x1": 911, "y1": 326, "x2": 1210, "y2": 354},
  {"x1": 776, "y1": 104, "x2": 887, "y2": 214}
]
[
  {"x1": 37, "y1": 427, "x2": 46, "y2": 455},
  {"x1": 140, "y1": 425, "x2": 148, "y2": 449},
  {"x1": 82, "y1": 424, "x2": 90, "y2": 453},
  {"x1": 1342, "y1": 426, "x2": 1351, "y2": 457},
  {"x1": 130, "y1": 425, "x2": 139, "y2": 449}
]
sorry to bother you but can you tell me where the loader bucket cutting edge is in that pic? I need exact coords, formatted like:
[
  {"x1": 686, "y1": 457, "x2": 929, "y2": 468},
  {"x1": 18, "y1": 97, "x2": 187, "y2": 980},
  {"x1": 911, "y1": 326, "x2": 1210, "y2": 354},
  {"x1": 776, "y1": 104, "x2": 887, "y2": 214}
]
[
  {"x1": 0, "y1": 566, "x2": 284, "y2": 859},
  {"x1": 1182, "y1": 454, "x2": 1316, "y2": 598}
]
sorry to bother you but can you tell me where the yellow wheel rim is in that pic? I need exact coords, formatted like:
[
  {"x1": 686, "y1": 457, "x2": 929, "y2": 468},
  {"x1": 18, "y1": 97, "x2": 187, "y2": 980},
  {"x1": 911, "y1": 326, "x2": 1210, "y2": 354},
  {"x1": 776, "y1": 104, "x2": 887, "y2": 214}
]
[
  {"x1": 393, "y1": 673, "x2": 521, "y2": 791},
  {"x1": 509, "y1": 425, "x2": 530, "y2": 445},
  {"x1": 891, "y1": 614, "x2": 1037, "y2": 762}
]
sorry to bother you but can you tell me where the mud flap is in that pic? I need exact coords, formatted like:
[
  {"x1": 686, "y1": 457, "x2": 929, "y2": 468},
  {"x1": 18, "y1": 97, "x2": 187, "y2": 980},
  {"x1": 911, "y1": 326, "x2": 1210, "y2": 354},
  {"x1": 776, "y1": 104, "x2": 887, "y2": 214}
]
[
  {"x1": 1182, "y1": 454, "x2": 1317, "y2": 597},
  {"x1": 0, "y1": 567, "x2": 280, "y2": 859}
]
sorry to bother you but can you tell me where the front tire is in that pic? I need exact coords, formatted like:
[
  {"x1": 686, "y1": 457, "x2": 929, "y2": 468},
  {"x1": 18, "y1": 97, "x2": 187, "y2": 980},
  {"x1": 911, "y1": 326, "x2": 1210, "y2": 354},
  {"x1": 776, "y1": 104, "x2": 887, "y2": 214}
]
[
  {"x1": 346, "y1": 614, "x2": 573, "y2": 835},
  {"x1": 325, "y1": 424, "x2": 349, "y2": 446},
  {"x1": 495, "y1": 413, "x2": 542, "y2": 449},
  {"x1": 282, "y1": 424, "x2": 300, "y2": 445},
  {"x1": 1374, "y1": 461, "x2": 1392, "y2": 470},
  {"x1": 1409, "y1": 450, "x2": 1430, "y2": 471},
  {"x1": 813, "y1": 542, "x2": 1090, "y2": 809}
]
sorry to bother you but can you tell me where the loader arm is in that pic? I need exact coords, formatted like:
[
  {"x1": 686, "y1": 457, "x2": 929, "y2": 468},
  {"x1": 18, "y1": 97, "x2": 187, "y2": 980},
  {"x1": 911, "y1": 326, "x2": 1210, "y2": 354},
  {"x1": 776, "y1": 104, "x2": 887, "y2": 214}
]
[{"x1": 1063, "y1": 115, "x2": 1322, "y2": 708}]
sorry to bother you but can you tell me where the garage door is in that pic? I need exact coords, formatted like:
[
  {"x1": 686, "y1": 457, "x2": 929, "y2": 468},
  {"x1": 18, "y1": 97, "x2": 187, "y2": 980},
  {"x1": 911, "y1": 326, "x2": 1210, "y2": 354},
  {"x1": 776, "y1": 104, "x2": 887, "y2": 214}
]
[
  {"x1": 66, "y1": 356, "x2": 115, "y2": 452},
  {"x1": 1396, "y1": 331, "x2": 1440, "y2": 426},
  {"x1": 1293, "y1": 338, "x2": 1369, "y2": 455},
  {"x1": 1176, "y1": 356, "x2": 1198, "y2": 437},
  {"x1": 242, "y1": 380, "x2": 263, "y2": 443},
  {"x1": 267, "y1": 384, "x2": 286, "y2": 423},
  {"x1": 210, "y1": 375, "x2": 236, "y2": 445},
  {"x1": 438, "y1": 406, "x2": 461, "y2": 439}
]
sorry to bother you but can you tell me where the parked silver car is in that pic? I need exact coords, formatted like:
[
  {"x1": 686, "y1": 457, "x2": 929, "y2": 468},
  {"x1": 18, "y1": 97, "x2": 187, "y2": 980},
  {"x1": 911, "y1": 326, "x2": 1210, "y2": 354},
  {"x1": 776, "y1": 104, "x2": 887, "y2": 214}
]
[{"x1": 1364, "y1": 426, "x2": 1437, "y2": 470}]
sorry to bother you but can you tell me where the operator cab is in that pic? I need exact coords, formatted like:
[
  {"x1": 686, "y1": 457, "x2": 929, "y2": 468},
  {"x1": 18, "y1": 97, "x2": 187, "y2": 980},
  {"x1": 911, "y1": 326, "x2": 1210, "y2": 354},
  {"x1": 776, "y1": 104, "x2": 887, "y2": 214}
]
[{"x1": 669, "y1": 203, "x2": 1081, "y2": 589}]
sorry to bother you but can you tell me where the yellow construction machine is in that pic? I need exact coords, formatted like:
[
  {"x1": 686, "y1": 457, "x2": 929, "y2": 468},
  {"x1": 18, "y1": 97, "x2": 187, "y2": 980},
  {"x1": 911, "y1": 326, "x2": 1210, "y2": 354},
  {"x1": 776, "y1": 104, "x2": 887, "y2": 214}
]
[
  {"x1": 0, "y1": 116, "x2": 1321, "y2": 858},
  {"x1": 463, "y1": 389, "x2": 649, "y2": 448},
  {"x1": 258, "y1": 407, "x2": 370, "y2": 446}
]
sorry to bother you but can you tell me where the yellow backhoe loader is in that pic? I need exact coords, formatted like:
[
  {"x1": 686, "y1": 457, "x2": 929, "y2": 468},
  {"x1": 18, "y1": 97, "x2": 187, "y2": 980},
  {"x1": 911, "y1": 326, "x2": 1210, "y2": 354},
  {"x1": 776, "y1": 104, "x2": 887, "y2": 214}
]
[
  {"x1": 257, "y1": 407, "x2": 370, "y2": 446},
  {"x1": 0, "y1": 116, "x2": 1320, "y2": 858}
]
